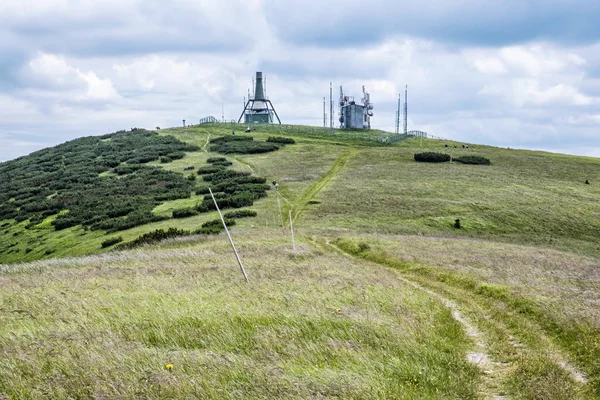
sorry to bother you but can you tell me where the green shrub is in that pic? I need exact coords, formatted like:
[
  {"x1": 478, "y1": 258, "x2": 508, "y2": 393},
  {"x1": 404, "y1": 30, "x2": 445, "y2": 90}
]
[
  {"x1": 453, "y1": 155, "x2": 491, "y2": 165},
  {"x1": 266, "y1": 137, "x2": 295, "y2": 144},
  {"x1": 202, "y1": 218, "x2": 235, "y2": 229},
  {"x1": 101, "y1": 236, "x2": 123, "y2": 248},
  {"x1": 207, "y1": 157, "x2": 228, "y2": 163},
  {"x1": 117, "y1": 228, "x2": 190, "y2": 249},
  {"x1": 209, "y1": 136, "x2": 253, "y2": 144},
  {"x1": 210, "y1": 141, "x2": 280, "y2": 155},
  {"x1": 186, "y1": 174, "x2": 196, "y2": 181},
  {"x1": 414, "y1": 152, "x2": 451, "y2": 163},
  {"x1": 160, "y1": 156, "x2": 172, "y2": 163},
  {"x1": 206, "y1": 157, "x2": 233, "y2": 166},
  {"x1": 172, "y1": 208, "x2": 199, "y2": 218},
  {"x1": 197, "y1": 165, "x2": 226, "y2": 175},
  {"x1": 223, "y1": 209, "x2": 257, "y2": 219},
  {"x1": 202, "y1": 169, "x2": 251, "y2": 182}
]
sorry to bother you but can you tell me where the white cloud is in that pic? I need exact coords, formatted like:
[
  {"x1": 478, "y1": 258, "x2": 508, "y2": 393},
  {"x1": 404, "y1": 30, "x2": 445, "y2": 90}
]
[{"x1": 25, "y1": 52, "x2": 119, "y2": 102}]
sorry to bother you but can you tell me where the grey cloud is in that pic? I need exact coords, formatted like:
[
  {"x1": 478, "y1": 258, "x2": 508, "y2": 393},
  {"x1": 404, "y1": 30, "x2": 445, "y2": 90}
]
[{"x1": 263, "y1": 0, "x2": 600, "y2": 48}]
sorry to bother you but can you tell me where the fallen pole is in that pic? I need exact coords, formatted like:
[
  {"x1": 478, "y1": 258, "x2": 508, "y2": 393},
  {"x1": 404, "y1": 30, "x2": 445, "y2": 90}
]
[{"x1": 209, "y1": 188, "x2": 249, "y2": 283}]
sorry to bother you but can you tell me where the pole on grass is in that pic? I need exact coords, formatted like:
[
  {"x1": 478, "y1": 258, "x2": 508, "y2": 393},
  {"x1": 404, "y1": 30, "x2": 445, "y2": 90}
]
[
  {"x1": 209, "y1": 188, "x2": 249, "y2": 283},
  {"x1": 276, "y1": 195, "x2": 285, "y2": 234},
  {"x1": 289, "y1": 210, "x2": 295, "y2": 251}
]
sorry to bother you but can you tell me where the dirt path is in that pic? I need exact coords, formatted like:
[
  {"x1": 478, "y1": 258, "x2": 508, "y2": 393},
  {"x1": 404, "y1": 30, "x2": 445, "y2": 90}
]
[
  {"x1": 292, "y1": 148, "x2": 357, "y2": 222},
  {"x1": 321, "y1": 239, "x2": 511, "y2": 399}
]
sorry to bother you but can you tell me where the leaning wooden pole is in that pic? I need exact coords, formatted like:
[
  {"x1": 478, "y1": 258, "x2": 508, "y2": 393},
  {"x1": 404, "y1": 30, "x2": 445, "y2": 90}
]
[
  {"x1": 209, "y1": 188, "x2": 249, "y2": 283},
  {"x1": 289, "y1": 210, "x2": 296, "y2": 251}
]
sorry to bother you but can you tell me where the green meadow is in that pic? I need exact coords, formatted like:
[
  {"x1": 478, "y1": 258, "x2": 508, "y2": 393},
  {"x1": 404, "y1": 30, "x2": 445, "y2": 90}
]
[{"x1": 1, "y1": 124, "x2": 599, "y2": 398}]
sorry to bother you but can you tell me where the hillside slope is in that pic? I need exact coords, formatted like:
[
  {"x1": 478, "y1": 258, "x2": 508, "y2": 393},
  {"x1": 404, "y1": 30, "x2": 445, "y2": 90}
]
[{"x1": 1, "y1": 124, "x2": 600, "y2": 398}]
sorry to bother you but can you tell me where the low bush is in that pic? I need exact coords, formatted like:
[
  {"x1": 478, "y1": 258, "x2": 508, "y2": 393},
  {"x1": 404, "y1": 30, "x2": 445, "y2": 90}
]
[
  {"x1": 207, "y1": 157, "x2": 228, "y2": 163},
  {"x1": 414, "y1": 152, "x2": 451, "y2": 163},
  {"x1": 101, "y1": 236, "x2": 123, "y2": 248},
  {"x1": 206, "y1": 157, "x2": 233, "y2": 166},
  {"x1": 266, "y1": 137, "x2": 295, "y2": 144},
  {"x1": 203, "y1": 169, "x2": 251, "y2": 182},
  {"x1": 116, "y1": 228, "x2": 190, "y2": 249},
  {"x1": 453, "y1": 155, "x2": 491, "y2": 165},
  {"x1": 210, "y1": 141, "x2": 280, "y2": 155},
  {"x1": 209, "y1": 136, "x2": 253, "y2": 144},
  {"x1": 202, "y1": 218, "x2": 235, "y2": 229},
  {"x1": 224, "y1": 209, "x2": 257, "y2": 219},
  {"x1": 160, "y1": 156, "x2": 172, "y2": 163},
  {"x1": 197, "y1": 165, "x2": 226, "y2": 175},
  {"x1": 172, "y1": 208, "x2": 198, "y2": 218}
]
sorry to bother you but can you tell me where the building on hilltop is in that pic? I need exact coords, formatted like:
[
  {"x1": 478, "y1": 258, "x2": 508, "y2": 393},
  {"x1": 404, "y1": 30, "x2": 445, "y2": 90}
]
[
  {"x1": 339, "y1": 85, "x2": 373, "y2": 129},
  {"x1": 238, "y1": 72, "x2": 281, "y2": 125}
]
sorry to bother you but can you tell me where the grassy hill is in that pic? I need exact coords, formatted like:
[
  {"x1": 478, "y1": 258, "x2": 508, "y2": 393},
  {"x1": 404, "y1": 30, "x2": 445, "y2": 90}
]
[{"x1": 1, "y1": 124, "x2": 600, "y2": 398}]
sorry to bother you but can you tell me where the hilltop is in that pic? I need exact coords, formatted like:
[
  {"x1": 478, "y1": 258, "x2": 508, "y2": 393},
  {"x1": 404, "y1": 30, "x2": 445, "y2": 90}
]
[{"x1": 1, "y1": 124, "x2": 600, "y2": 399}]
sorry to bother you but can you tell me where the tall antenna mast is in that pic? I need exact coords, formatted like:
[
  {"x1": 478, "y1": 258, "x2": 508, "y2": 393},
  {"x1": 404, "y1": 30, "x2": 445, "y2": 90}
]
[
  {"x1": 252, "y1": 77, "x2": 255, "y2": 98},
  {"x1": 323, "y1": 97, "x2": 326, "y2": 128},
  {"x1": 264, "y1": 74, "x2": 267, "y2": 97},
  {"x1": 329, "y1": 82, "x2": 333, "y2": 134},
  {"x1": 396, "y1": 93, "x2": 401, "y2": 134},
  {"x1": 403, "y1": 85, "x2": 408, "y2": 134},
  {"x1": 222, "y1": 103, "x2": 225, "y2": 123}
]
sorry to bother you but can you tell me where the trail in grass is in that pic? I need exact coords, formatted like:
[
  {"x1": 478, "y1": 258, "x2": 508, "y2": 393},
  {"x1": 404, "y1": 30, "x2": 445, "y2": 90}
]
[
  {"x1": 330, "y1": 241, "x2": 593, "y2": 398},
  {"x1": 201, "y1": 132, "x2": 210, "y2": 152},
  {"x1": 292, "y1": 148, "x2": 358, "y2": 222},
  {"x1": 320, "y1": 239, "x2": 510, "y2": 399}
]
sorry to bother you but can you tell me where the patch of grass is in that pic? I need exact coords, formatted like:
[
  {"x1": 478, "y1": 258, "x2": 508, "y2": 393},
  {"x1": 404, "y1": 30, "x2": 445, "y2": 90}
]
[
  {"x1": 0, "y1": 234, "x2": 479, "y2": 398},
  {"x1": 334, "y1": 236, "x2": 600, "y2": 397}
]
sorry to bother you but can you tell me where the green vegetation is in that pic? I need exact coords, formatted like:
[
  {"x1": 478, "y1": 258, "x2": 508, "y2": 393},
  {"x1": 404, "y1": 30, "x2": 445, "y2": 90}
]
[
  {"x1": 223, "y1": 209, "x2": 257, "y2": 219},
  {"x1": 101, "y1": 236, "x2": 123, "y2": 248},
  {"x1": 1, "y1": 122, "x2": 600, "y2": 398},
  {"x1": 0, "y1": 235, "x2": 479, "y2": 399},
  {"x1": 0, "y1": 129, "x2": 198, "y2": 236},
  {"x1": 209, "y1": 135, "x2": 281, "y2": 154},
  {"x1": 454, "y1": 155, "x2": 491, "y2": 165},
  {"x1": 414, "y1": 152, "x2": 451, "y2": 162},
  {"x1": 267, "y1": 136, "x2": 296, "y2": 144}
]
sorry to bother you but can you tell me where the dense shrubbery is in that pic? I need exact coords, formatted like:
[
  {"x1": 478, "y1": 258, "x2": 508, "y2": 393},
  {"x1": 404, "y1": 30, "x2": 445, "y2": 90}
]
[
  {"x1": 197, "y1": 165, "x2": 225, "y2": 175},
  {"x1": 191, "y1": 158, "x2": 269, "y2": 215},
  {"x1": 172, "y1": 208, "x2": 198, "y2": 218},
  {"x1": 0, "y1": 129, "x2": 199, "y2": 234},
  {"x1": 209, "y1": 135, "x2": 280, "y2": 154},
  {"x1": 453, "y1": 155, "x2": 491, "y2": 165},
  {"x1": 101, "y1": 237, "x2": 123, "y2": 248},
  {"x1": 224, "y1": 209, "x2": 257, "y2": 219},
  {"x1": 115, "y1": 228, "x2": 192, "y2": 249},
  {"x1": 414, "y1": 152, "x2": 452, "y2": 163},
  {"x1": 206, "y1": 157, "x2": 233, "y2": 167},
  {"x1": 266, "y1": 137, "x2": 295, "y2": 144},
  {"x1": 115, "y1": 219, "x2": 233, "y2": 249}
]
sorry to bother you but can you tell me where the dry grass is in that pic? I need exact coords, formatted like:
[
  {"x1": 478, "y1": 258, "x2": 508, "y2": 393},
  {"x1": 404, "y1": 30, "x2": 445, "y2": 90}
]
[
  {"x1": 0, "y1": 233, "x2": 478, "y2": 399},
  {"x1": 349, "y1": 234, "x2": 600, "y2": 328}
]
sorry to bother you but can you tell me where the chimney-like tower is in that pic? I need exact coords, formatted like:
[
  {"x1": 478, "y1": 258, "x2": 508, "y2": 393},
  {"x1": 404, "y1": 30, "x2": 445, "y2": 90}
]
[
  {"x1": 254, "y1": 72, "x2": 265, "y2": 100},
  {"x1": 238, "y1": 71, "x2": 281, "y2": 124}
]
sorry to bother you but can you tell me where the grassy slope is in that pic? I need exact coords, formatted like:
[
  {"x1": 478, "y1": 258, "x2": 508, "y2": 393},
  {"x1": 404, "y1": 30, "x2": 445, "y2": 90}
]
[
  {"x1": 0, "y1": 234, "x2": 478, "y2": 399},
  {"x1": 2, "y1": 124, "x2": 600, "y2": 398}
]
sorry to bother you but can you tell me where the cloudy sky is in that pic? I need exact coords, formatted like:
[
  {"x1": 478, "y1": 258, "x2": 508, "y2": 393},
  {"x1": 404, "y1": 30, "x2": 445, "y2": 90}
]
[{"x1": 1, "y1": 0, "x2": 600, "y2": 161}]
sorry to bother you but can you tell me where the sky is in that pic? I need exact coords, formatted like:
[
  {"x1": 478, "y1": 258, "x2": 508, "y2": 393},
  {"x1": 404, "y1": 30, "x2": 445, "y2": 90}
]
[{"x1": 1, "y1": 0, "x2": 600, "y2": 161}]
